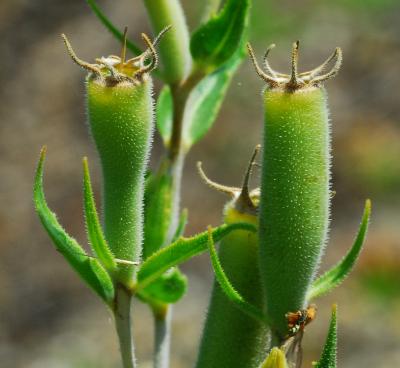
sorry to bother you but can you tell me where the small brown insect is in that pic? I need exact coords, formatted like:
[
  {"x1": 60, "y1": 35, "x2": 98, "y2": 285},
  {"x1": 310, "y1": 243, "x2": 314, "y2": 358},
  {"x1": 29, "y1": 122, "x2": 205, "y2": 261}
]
[{"x1": 285, "y1": 304, "x2": 317, "y2": 337}]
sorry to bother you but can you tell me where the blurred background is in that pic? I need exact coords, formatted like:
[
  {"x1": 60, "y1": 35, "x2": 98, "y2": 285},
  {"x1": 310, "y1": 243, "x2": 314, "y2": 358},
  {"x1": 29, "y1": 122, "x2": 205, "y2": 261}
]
[{"x1": 1, "y1": 0, "x2": 399, "y2": 367}]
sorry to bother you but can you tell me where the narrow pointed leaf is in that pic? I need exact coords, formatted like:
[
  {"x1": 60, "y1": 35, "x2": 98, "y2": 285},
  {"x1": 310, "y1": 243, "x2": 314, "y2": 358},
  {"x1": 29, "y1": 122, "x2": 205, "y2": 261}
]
[
  {"x1": 83, "y1": 157, "x2": 117, "y2": 271},
  {"x1": 315, "y1": 304, "x2": 338, "y2": 368},
  {"x1": 190, "y1": 0, "x2": 250, "y2": 70},
  {"x1": 138, "y1": 268, "x2": 187, "y2": 304},
  {"x1": 171, "y1": 208, "x2": 188, "y2": 243},
  {"x1": 86, "y1": 0, "x2": 141, "y2": 55},
  {"x1": 308, "y1": 200, "x2": 371, "y2": 301},
  {"x1": 34, "y1": 147, "x2": 114, "y2": 303},
  {"x1": 137, "y1": 222, "x2": 256, "y2": 290},
  {"x1": 206, "y1": 227, "x2": 266, "y2": 323},
  {"x1": 182, "y1": 51, "x2": 242, "y2": 149},
  {"x1": 260, "y1": 347, "x2": 289, "y2": 368},
  {"x1": 156, "y1": 85, "x2": 173, "y2": 146}
]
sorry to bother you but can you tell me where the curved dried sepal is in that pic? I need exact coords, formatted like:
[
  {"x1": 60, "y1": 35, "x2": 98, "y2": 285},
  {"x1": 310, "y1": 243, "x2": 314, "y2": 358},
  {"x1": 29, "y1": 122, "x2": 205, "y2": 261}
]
[
  {"x1": 263, "y1": 44, "x2": 279, "y2": 78},
  {"x1": 247, "y1": 43, "x2": 280, "y2": 88},
  {"x1": 197, "y1": 162, "x2": 239, "y2": 197},
  {"x1": 299, "y1": 47, "x2": 339, "y2": 79},
  {"x1": 61, "y1": 34, "x2": 102, "y2": 77},
  {"x1": 152, "y1": 25, "x2": 172, "y2": 48},
  {"x1": 62, "y1": 26, "x2": 171, "y2": 85},
  {"x1": 248, "y1": 41, "x2": 343, "y2": 91},
  {"x1": 134, "y1": 33, "x2": 159, "y2": 81},
  {"x1": 287, "y1": 41, "x2": 305, "y2": 90},
  {"x1": 311, "y1": 47, "x2": 343, "y2": 86},
  {"x1": 125, "y1": 25, "x2": 171, "y2": 66},
  {"x1": 237, "y1": 144, "x2": 261, "y2": 212}
]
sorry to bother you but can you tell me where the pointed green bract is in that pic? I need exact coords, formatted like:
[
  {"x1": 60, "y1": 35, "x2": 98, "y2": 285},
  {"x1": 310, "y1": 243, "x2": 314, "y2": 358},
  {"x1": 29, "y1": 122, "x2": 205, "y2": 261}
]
[
  {"x1": 136, "y1": 222, "x2": 256, "y2": 290},
  {"x1": 85, "y1": 0, "x2": 141, "y2": 55},
  {"x1": 33, "y1": 147, "x2": 115, "y2": 303},
  {"x1": 82, "y1": 157, "x2": 117, "y2": 272},
  {"x1": 206, "y1": 227, "x2": 266, "y2": 322},
  {"x1": 308, "y1": 200, "x2": 371, "y2": 301},
  {"x1": 190, "y1": 0, "x2": 250, "y2": 70},
  {"x1": 315, "y1": 305, "x2": 338, "y2": 368},
  {"x1": 182, "y1": 51, "x2": 243, "y2": 149}
]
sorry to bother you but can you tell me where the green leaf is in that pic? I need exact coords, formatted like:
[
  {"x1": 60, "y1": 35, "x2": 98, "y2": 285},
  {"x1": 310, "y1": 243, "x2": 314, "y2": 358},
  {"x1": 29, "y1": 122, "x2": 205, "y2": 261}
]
[
  {"x1": 136, "y1": 222, "x2": 257, "y2": 290},
  {"x1": 308, "y1": 199, "x2": 371, "y2": 301},
  {"x1": 315, "y1": 304, "x2": 338, "y2": 368},
  {"x1": 190, "y1": 0, "x2": 250, "y2": 70},
  {"x1": 33, "y1": 147, "x2": 114, "y2": 303},
  {"x1": 143, "y1": 161, "x2": 173, "y2": 259},
  {"x1": 156, "y1": 85, "x2": 173, "y2": 146},
  {"x1": 138, "y1": 268, "x2": 187, "y2": 304},
  {"x1": 206, "y1": 227, "x2": 266, "y2": 323},
  {"x1": 182, "y1": 51, "x2": 243, "y2": 148},
  {"x1": 82, "y1": 157, "x2": 117, "y2": 271},
  {"x1": 86, "y1": 0, "x2": 141, "y2": 55},
  {"x1": 171, "y1": 208, "x2": 188, "y2": 243}
]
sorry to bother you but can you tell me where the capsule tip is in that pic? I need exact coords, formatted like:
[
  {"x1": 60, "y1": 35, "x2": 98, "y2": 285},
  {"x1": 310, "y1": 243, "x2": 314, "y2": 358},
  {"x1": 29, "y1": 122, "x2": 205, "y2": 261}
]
[{"x1": 248, "y1": 40, "x2": 343, "y2": 91}]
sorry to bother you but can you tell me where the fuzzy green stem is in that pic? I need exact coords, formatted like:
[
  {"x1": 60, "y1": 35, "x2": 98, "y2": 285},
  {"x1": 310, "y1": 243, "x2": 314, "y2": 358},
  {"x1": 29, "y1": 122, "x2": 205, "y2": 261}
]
[
  {"x1": 163, "y1": 71, "x2": 204, "y2": 242},
  {"x1": 142, "y1": 54, "x2": 202, "y2": 368},
  {"x1": 153, "y1": 307, "x2": 172, "y2": 368},
  {"x1": 114, "y1": 286, "x2": 136, "y2": 368}
]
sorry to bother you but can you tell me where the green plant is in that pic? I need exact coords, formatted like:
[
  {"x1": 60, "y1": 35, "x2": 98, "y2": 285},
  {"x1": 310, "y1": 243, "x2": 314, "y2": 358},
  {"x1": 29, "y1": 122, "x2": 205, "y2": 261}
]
[
  {"x1": 195, "y1": 147, "x2": 267, "y2": 368},
  {"x1": 33, "y1": 1, "x2": 371, "y2": 367}
]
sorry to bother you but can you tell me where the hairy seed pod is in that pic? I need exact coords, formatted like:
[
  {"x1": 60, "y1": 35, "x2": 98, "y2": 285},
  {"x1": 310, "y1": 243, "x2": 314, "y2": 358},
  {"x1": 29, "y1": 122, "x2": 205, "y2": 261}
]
[
  {"x1": 195, "y1": 147, "x2": 267, "y2": 368},
  {"x1": 62, "y1": 29, "x2": 167, "y2": 286},
  {"x1": 247, "y1": 41, "x2": 342, "y2": 340}
]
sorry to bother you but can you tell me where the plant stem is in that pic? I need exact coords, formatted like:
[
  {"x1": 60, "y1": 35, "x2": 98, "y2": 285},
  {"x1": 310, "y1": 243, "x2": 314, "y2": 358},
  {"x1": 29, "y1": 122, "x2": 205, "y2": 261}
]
[
  {"x1": 166, "y1": 71, "x2": 204, "y2": 240},
  {"x1": 150, "y1": 70, "x2": 203, "y2": 368},
  {"x1": 114, "y1": 286, "x2": 136, "y2": 368},
  {"x1": 153, "y1": 306, "x2": 172, "y2": 368}
]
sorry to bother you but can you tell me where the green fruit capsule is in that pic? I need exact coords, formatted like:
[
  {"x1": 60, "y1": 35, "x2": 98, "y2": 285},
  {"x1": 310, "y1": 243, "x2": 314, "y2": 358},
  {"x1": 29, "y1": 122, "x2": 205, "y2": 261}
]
[
  {"x1": 247, "y1": 42, "x2": 342, "y2": 341},
  {"x1": 195, "y1": 147, "x2": 267, "y2": 368},
  {"x1": 62, "y1": 29, "x2": 168, "y2": 286}
]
